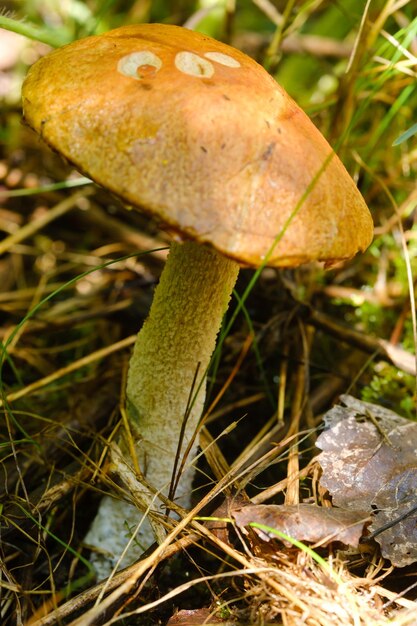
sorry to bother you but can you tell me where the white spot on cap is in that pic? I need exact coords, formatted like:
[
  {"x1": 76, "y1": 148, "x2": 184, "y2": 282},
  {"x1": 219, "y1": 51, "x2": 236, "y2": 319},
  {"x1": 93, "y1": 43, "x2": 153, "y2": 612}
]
[
  {"x1": 175, "y1": 51, "x2": 214, "y2": 77},
  {"x1": 117, "y1": 51, "x2": 162, "y2": 79},
  {"x1": 204, "y1": 51, "x2": 241, "y2": 68}
]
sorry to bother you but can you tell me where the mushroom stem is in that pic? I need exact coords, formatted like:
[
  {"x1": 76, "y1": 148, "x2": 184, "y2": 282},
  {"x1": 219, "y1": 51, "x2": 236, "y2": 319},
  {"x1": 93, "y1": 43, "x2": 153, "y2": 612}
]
[
  {"x1": 127, "y1": 240, "x2": 239, "y2": 500},
  {"x1": 85, "y1": 240, "x2": 239, "y2": 577}
]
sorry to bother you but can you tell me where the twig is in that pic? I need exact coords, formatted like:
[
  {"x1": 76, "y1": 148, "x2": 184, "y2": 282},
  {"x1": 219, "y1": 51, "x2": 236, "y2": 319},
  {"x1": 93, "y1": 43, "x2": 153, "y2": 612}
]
[
  {"x1": 0, "y1": 189, "x2": 93, "y2": 256},
  {"x1": 306, "y1": 308, "x2": 416, "y2": 375},
  {"x1": 0, "y1": 336, "x2": 136, "y2": 407}
]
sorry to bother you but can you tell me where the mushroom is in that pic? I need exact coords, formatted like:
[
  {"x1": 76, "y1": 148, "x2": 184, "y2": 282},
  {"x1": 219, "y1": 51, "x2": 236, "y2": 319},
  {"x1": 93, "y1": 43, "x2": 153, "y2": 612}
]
[{"x1": 21, "y1": 23, "x2": 373, "y2": 577}]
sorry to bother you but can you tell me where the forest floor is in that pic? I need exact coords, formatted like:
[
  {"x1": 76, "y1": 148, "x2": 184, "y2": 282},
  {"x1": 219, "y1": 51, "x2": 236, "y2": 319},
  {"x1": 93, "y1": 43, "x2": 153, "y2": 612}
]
[{"x1": 1, "y1": 1, "x2": 417, "y2": 625}]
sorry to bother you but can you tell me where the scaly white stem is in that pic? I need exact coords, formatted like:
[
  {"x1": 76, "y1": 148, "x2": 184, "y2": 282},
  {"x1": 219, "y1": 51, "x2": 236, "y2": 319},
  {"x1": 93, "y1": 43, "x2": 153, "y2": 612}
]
[{"x1": 85, "y1": 241, "x2": 239, "y2": 578}]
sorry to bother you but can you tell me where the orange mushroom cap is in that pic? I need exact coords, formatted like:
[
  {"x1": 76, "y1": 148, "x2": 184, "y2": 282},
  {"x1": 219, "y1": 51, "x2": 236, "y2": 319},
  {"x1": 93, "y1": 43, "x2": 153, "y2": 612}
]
[{"x1": 22, "y1": 23, "x2": 373, "y2": 267}]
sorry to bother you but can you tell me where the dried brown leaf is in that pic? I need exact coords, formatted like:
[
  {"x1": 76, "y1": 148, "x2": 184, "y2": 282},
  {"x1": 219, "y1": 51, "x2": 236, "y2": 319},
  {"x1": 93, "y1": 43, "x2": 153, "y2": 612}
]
[
  {"x1": 166, "y1": 607, "x2": 225, "y2": 625},
  {"x1": 316, "y1": 395, "x2": 417, "y2": 567},
  {"x1": 232, "y1": 503, "x2": 368, "y2": 548}
]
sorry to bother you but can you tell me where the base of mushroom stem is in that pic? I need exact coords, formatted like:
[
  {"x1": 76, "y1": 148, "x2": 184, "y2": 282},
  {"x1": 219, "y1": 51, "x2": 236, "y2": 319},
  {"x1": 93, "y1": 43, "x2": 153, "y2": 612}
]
[{"x1": 84, "y1": 445, "x2": 195, "y2": 580}]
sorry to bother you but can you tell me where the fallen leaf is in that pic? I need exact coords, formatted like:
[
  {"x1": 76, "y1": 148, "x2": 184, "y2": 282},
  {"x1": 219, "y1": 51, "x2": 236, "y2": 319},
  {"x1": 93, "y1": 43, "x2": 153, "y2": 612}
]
[
  {"x1": 316, "y1": 395, "x2": 417, "y2": 567},
  {"x1": 166, "y1": 607, "x2": 225, "y2": 624},
  {"x1": 232, "y1": 503, "x2": 368, "y2": 548}
]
